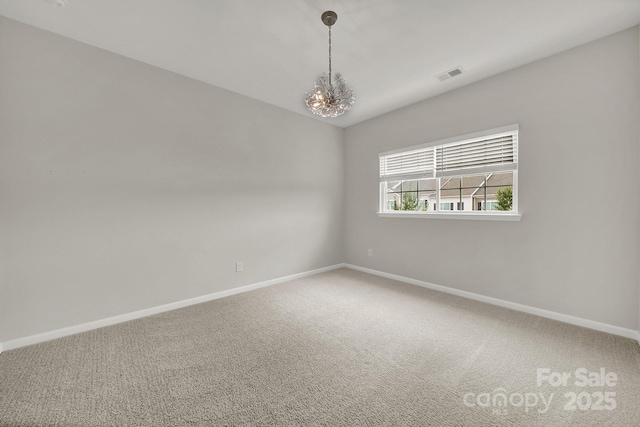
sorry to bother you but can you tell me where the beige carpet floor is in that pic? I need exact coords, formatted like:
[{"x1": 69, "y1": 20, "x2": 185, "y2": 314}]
[{"x1": 1, "y1": 268, "x2": 639, "y2": 426}]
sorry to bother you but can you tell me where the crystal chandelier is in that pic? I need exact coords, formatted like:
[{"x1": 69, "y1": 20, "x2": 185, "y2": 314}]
[{"x1": 305, "y1": 11, "x2": 355, "y2": 118}]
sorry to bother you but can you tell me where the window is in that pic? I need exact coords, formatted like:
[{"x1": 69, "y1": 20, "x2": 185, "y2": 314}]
[
  {"x1": 379, "y1": 125, "x2": 518, "y2": 219},
  {"x1": 480, "y1": 201, "x2": 499, "y2": 211}
]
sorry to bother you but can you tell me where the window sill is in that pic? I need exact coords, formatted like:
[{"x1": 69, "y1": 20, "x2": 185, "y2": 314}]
[{"x1": 377, "y1": 211, "x2": 522, "y2": 221}]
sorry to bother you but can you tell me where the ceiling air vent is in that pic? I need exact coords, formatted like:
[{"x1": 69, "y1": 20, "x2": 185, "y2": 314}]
[{"x1": 436, "y1": 67, "x2": 464, "y2": 82}]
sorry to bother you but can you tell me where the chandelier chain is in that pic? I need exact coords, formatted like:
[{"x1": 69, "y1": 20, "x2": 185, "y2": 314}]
[{"x1": 328, "y1": 26, "x2": 332, "y2": 87}]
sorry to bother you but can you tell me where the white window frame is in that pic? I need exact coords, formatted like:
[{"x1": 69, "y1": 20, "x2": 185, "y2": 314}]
[{"x1": 378, "y1": 125, "x2": 521, "y2": 221}]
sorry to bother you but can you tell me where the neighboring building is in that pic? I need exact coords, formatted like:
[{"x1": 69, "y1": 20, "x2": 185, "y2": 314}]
[{"x1": 386, "y1": 172, "x2": 513, "y2": 212}]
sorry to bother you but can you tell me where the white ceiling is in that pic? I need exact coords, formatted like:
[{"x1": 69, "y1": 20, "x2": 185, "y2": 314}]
[{"x1": 1, "y1": 0, "x2": 639, "y2": 128}]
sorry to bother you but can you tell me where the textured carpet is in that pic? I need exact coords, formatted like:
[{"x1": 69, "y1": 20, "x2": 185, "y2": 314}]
[{"x1": 1, "y1": 268, "x2": 639, "y2": 426}]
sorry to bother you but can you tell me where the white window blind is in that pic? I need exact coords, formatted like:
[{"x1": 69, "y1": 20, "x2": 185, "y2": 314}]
[
  {"x1": 379, "y1": 148, "x2": 435, "y2": 182},
  {"x1": 379, "y1": 126, "x2": 517, "y2": 181},
  {"x1": 436, "y1": 133, "x2": 517, "y2": 177}
]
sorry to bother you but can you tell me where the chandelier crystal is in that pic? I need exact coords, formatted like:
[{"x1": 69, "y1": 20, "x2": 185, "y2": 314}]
[{"x1": 305, "y1": 11, "x2": 355, "y2": 118}]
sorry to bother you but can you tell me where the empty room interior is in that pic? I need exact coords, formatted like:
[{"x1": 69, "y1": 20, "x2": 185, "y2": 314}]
[{"x1": 1, "y1": 1, "x2": 640, "y2": 426}]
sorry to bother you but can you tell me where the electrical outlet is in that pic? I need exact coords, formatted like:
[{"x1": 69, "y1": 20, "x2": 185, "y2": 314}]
[
  {"x1": 367, "y1": 249, "x2": 373, "y2": 257},
  {"x1": 236, "y1": 261, "x2": 244, "y2": 272}
]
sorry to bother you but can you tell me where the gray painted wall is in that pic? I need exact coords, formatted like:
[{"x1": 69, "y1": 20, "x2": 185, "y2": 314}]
[
  {"x1": 344, "y1": 27, "x2": 640, "y2": 330},
  {"x1": 0, "y1": 17, "x2": 344, "y2": 342},
  {"x1": 1, "y1": 17, "x2": 639, "y2": 345}
]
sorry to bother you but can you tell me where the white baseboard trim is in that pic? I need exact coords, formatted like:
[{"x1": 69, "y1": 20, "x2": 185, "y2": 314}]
[
  {"x1": 345, "y1": 264, "x2": 640, "y2": 341},
  {"x1": 0, "y1": 263, "x2": 346, "y2": 353}
]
